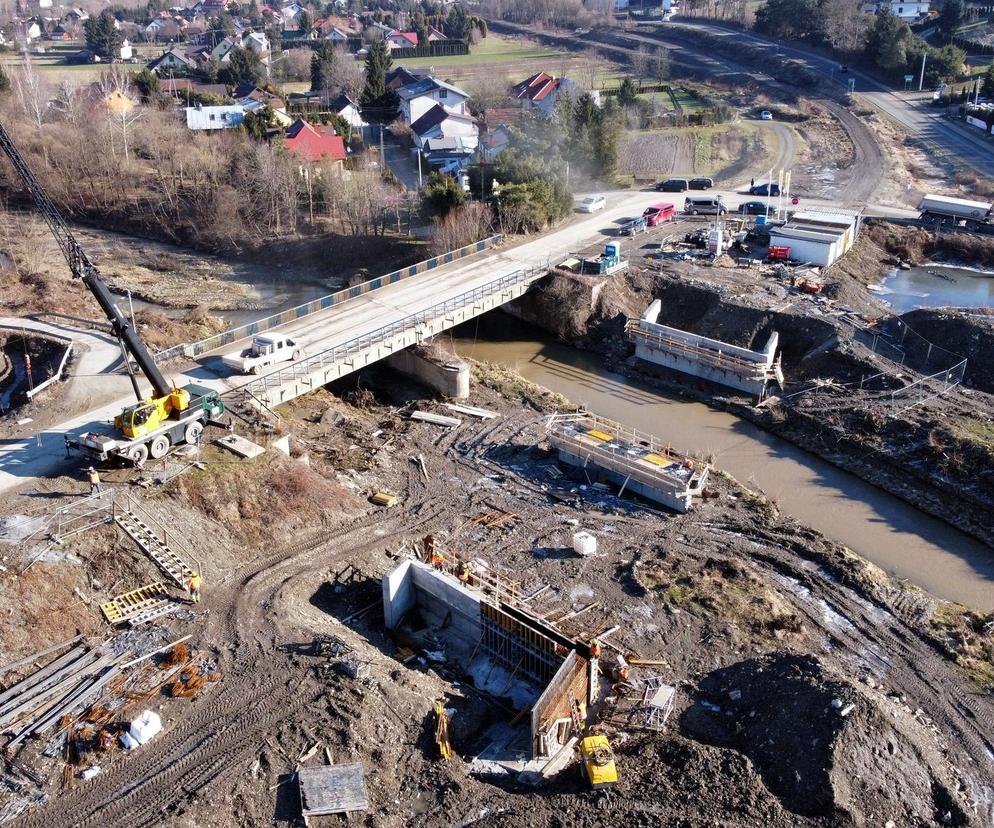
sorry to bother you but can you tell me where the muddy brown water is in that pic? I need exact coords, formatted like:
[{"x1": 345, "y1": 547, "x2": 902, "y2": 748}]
[{"x1": 447, "y1": 316, "x2": 994, "y2": 611}]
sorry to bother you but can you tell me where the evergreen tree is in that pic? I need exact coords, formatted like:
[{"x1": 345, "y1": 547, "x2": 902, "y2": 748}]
[
  {"x1": 444, "y1": 4, "x2": 471, "y2": 40},
  {"x1": 84, "y1": 11, "x2": 123, "y2": 59},
  {"x1": 983, "y1": 63, "x2": 994, "y2": 99},
  {"x1": 310, "y1": 41, "x2": 337, "y2": 92},
  {"x1": 220, "y1": 46, "x2": 263, "y2": 85},
  {"x1": 936, "y1": 0, "x2": 964, "y2": 44},
  {"x1": 360, "y1": 38, "x2": 399, "y2": 123},
  {"x1": 617, "y1": 77, "x2": 638, "y2": 107},
  {"x1": 133, "y1": 66, "x2": 160, "y2": 101},
  {"x1": 0, "y1": 64, "x2": 10, "y2": 96}
]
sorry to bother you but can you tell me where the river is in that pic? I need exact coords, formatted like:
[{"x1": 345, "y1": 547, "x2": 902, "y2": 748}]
[{"x1": 447, "y1": 315, "x2": 994, "y2": 610}]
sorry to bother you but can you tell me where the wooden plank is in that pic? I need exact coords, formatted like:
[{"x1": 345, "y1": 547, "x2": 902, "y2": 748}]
[
  {"x1": 0, "y1": 644, "x2": 89, "y2": 707},
  {"x1": 0, "y1": 636, "x2": 84, "y2": 679},
  {"x1": 0, "y1": 650, "x2": 103, "y2": 726},
  {"x1": 443, "y1": 403, "x2": 498, "y2": 420},
  {"x1": 410, "y1": 411, "x2": 461, "y2": 428}
]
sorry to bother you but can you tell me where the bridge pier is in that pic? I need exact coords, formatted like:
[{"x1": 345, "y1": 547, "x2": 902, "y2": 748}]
[{"x1": 385, "y1": 346, "x2": 470, "y2": 399}]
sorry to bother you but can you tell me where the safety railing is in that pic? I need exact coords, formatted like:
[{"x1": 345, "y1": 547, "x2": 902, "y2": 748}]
[
  {"x1": 625, "y1": 319, "x2": 773, "y2": 377},
  {"x1": 154, "y1": 234, "x2": 505, "y2": 362},
  {"x1": 242, "y1": 261, "x2": 548, "y2": 399}
]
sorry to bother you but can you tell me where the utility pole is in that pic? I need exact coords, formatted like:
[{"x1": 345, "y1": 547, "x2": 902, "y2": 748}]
[{"x1": 918, "y1": 51, "x2": 926, "y2": 92}]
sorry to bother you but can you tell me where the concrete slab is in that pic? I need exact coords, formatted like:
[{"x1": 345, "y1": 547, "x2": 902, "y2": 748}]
[{"x1": 214, "y1": 434, "x2": 265, "y2": 459}]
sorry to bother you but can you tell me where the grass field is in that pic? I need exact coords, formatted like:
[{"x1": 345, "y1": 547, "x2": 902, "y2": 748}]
[{"x1": 395, "y1": 35, "x2": 563, "y2": 69}]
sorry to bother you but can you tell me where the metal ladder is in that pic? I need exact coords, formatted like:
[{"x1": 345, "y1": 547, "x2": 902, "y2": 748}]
[{"x1": 114, "y1": 508, "x2": 193, "y2": 588}]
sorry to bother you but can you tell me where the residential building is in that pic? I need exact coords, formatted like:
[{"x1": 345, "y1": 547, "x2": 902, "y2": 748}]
[
  {"x1": 384, "y1": 30, "x2": 417, "y2": 50},
  {"x1": 327, "y1": 93, "x2": 368, "y2": 130},
  {"x1": 398, "y1": 76, "x2": 469, "y2": 124},
  {"x1": 120, "y1": 39, "x2": 134, "y2": 61},
  {"x1": 386, "y1": 66, "x2": 429, "y2": 91},
  {"x1": 186, "y1": 104, "x2": 245, "y2": 130},
  {"x1": 426, "y1": 25, "x2": 447, "y2": 42},
  {"x1": 283, "y1": 117, "x2": 347, "y2": 164},
  {"x1": 861, "y1": 1, "x2": 929, "y2": 21},
  {"x1": 410, "y1": 104, "x2": 478, "y2": 151},
  {"x1": 244, "y1": 31, "x2": 271, "y2": 55},
  {"x1": 148, "y1": 47, "x2": 196, "y2": 75}
]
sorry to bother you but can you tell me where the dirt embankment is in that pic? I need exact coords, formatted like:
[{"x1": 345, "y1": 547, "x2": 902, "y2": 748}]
[
  {"x1": 510, "y1": 268, "x2": 994, "y2": 550},
  {"x1": 2, "y1": 362, "x2": 991, "y2": 827}
]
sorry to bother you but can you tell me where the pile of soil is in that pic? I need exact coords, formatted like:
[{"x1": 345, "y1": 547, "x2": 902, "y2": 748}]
[
  {"x1": 685, "y1": 653, "x2": 968, "y2": 825},
  {"x1": 899, "y1": 309, "x2": 994, "y2": 394}
]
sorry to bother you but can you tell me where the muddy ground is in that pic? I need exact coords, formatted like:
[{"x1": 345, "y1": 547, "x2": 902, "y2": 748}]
[
  {"x1": 511, "y1": 223, "x2": 994, "y2": 551},
  {"x1": 0, "y1": 362, "x2": 991, "y2": 827}
]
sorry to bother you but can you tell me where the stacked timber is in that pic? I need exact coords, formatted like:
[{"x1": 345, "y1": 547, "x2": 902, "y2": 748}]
[{"x1": 0, "y1": 639, "x2": 121, "y2": 749}]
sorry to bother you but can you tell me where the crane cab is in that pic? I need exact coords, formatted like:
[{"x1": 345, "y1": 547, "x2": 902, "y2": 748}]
[{"x1": 115, "y1": 387, "x2": 191, "y2": 439}]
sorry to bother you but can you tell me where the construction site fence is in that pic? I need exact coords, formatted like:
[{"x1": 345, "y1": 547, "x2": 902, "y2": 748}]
[
  {"x1": 888, "y1": 359, "x2": 968, "y2": 414},
  {"x1": 241, "y1": 262, "x2": 548, "y2": 401},
  {"x1": 854, "y1": 316, "x2": 966, "y2": 376},
  {"x1": 154, "y1": 234, "x2": 505, "y2": 362}
]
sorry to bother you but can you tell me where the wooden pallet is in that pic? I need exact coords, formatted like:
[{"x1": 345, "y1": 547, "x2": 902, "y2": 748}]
[{"x1": 100, "y1": 582, "x2": 170, "y2": 625}]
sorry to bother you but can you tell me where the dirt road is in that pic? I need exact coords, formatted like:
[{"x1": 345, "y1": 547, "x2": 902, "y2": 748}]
[{"x1": 7, "y1": 372, "x2": 992, "y2": 827}]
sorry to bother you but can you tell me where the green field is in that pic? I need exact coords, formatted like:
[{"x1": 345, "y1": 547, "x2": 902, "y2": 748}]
[
  {"x1": 395, "y1": 35, "x2": 562, "y2": 68},
  {"x1": 670, "y1": 86, "x2": 706, "y2": 113}
]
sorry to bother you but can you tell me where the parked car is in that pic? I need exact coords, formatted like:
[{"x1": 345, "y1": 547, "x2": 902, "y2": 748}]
[
  {"x1": 749, "y1": 182, "x2": 781, "y2": 196},
  {"x1": 760, "y1": 110, "x2": 773, "y2": 121},
  {"x1": 655, "y1": 178, "x2": 689, "y2": 192},
  {"x1": 688, "y1": 177, "x2": 714, "y2": 190},
  {"x1": 739, "y1": 200, "x2": 776, "y2": 215},
  {"x1": 577, "y1": 195, "x2": 607, "y2": 213},
  {"x1": 642, "y1": 203, "x2": 676, "y2": 226},
  {"x1": 619, "y1": 216, "x2": 648, "y2": 236},
  {"x1": 684, "y1": 196, "x2": 727, "y2": 216}
]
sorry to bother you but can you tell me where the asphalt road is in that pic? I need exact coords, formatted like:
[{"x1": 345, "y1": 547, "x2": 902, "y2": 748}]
[{"x1": 661, "y1": 19, "x2": 994, "y2": 179}]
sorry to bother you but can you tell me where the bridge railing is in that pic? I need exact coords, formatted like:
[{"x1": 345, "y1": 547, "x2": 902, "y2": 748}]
[
  {"x1": 242, "y1": 261, "x2": 549, "y2": 400},
  {"x1": 154, "y1": 234, "x2": 505, "y2": 363}
]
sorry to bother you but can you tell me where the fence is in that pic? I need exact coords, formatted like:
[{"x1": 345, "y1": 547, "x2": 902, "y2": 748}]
[
  {"x1": 155, "y1": 234, "x2": 504, "y2": 362},
  {"x1": 240, "y1": 261, "x2": 548, "y2": 402}
]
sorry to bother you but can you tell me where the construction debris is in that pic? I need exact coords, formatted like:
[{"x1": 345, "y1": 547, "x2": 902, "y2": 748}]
[
  {"x1": 434, "y1": 701, "x2": 452, "y2": 761},
  {"x1": 214, "y1": 433, "x2": 265, "y2": 459},
  {"x1": 443, "y1": 403, "x2": 499, "y2": 420},
  {"x1": 410, "y1": 411, "x2": 461, "y2": 428},
  {"x1": 297, "y1": 764, "x2": 369, "y2": 819}
]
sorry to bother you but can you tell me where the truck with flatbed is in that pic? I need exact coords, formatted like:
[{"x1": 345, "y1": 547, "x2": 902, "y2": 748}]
[
  {"x1": 222, "y1": 333, "x2": 304, "y2": 374},
  {"x1": 918, "y1": 194, "x2": 993, "y2": 226},
  {"x1": 0, "y1": 119, "x2": 227, "y2": 465}
]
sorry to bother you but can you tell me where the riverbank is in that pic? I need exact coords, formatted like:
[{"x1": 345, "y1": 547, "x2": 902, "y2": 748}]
[
  {"x1": 0, "y1": 360, "x2": 991, "y2": 826},
  {"x1": 503, "y1": 266, "x2": 994, "y2": 563}
]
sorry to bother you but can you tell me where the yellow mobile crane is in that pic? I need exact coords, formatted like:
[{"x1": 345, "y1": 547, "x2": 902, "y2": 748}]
[{"x1": 0, "y1": 121, "x2": 225, "y2": 463}]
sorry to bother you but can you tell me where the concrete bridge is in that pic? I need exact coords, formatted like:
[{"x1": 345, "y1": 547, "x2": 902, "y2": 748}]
[{"x1": 0, "y1": 190, "x2": 659, "y2": 492}]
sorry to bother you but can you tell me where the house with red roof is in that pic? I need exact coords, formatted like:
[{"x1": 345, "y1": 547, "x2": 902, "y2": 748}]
[
  {"x1": 384, "y1": 30, "x2": 418, "y2": 50},
  {"x1": 283, "y1": 118, "x2": 347, "y2": 167}
]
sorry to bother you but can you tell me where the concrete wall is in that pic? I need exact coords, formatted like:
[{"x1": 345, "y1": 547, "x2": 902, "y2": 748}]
[
  {"x1": 631, "y1": 299, "x2": 778, "y2": 398},
  {"x1": 382, "y1": 560, "x2": 482, "y2": 651},
  {"x1": 385, "y1": 348, "x2": 470, "y2": 399}
]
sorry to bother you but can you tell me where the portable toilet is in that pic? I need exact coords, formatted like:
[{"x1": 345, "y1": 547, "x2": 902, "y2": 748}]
[
  {"x1": 604, "y1": 241, "x2": 621, "y2": 260},
  {"x1": 755, "y1": 215, "x2": 768, "y2": 229}
]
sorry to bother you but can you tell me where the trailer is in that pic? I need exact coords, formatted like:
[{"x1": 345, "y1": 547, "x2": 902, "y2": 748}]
[{"x1": 918, "y1": 194, "x2": 993, "y2": 225}]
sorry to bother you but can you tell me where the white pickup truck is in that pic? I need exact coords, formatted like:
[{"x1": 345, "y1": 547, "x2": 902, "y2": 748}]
[{"x1": 222, "y1": 333, "x2": 305, "y2": 374}]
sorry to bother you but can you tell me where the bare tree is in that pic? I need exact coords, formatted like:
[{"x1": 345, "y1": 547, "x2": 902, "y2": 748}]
[
  {"x1": 819, "y1": 0, "x2": 871, "y2": 55},
  {"x1": 631, "y1": 46, "x2": 649, "y2": 80},
  {"x1": 12, "y1": 55, "x2": 48, "y2": 129},
  {"x1": 651, "y1": 47, "x2": 670, "y2": 84},
  {"x1": 97, "y1": 67, "x2": 141, "y2": 163},
  {"x1": 429, "y1": 202, "x2": 494, "y2": 255},
  {"x1": 467, "y1": 73, "x2": 512, "y2": 125}
]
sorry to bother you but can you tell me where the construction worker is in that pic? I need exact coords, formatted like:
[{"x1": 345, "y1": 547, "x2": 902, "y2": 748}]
[
  {"x1": 456, "y1": 561, "x2": 471, "y2": 585},
  {"x1": 589, "y1": 639, "x2": 603, "y2": 659},
  {"x1": 430, "y1": 550, "x2": 445, "y2": 570},
  {"x1": 86, "y1": 466, "x2": 102, "y2": 496},
  {"x1": 187, "y1": 572, "x2": 202, "y2": 604},
  {"x1": 577, "y1": 700, "x2": 588, "y2": 732}
]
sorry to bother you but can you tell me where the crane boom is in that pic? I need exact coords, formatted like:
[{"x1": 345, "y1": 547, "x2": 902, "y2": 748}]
[{"x1": 0, "y1": 119, "x2": 172, "y2": 400}]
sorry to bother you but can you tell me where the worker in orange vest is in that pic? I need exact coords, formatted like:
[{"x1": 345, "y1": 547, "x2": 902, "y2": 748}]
[
  {"x1": 430, "y1": 550, "x2": 445, "y2": 570},
  {"x1": 187, "y1": 572, "x2": 202, "y2": 603},
  {"x1": 86, "y1": 466, "x2": 102, "y2": 496}
]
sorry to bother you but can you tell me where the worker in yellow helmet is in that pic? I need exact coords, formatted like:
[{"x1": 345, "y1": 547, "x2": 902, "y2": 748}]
[{"x1": 187, "y1": 572, "x2": 202, "y2": 604}]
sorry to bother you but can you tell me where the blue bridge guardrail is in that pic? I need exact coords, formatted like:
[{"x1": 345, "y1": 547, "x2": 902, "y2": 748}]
[{"x1": 154, "y1": 234, "x2": 505, "y2": 362}]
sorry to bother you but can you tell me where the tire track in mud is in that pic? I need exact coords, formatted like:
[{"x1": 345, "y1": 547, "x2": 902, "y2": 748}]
[{"x1": 18, "y1": 500, "x2": 446, "y2": 828}]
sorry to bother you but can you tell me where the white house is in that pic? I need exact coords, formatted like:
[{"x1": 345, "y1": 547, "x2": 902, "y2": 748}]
[
  {"x1": 186, "y1": 104, "x2": 245, "y2": 130},
  {"x1": 861, "y1": 1, "x2": 929, "y2": 22},
  {"x1": 398, "y1": 77, "x2": 469, "y2": 124},
  {"x1": 411, "y1": 104, "x2": 480, "y2": 152},
  {"x1": 328, "y1": 93, "x2": 367, "y2": 130},
  {"x1": 244, "y1": 31, "x2": 270, "y2": 54},
  {"x1": 384, "y1": 30, "x2": 417, "y2": 50},
  {"x1": 119, "y1": 38, "x2": 133, "y2": 60}
]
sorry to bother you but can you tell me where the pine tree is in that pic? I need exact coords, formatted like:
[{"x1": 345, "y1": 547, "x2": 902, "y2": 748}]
[
  {"x1": 360, "y1": 38, "x2": 399, "y2": 124},
  {"x1": 310, "y1": 40, "x2": 337, "y2": 92},
  {"x1": 84, "y1": 11, "x2": 123, "y2": 59}
]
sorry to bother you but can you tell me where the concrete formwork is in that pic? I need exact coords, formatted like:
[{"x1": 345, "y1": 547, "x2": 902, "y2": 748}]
[
  {"x1": 626, "y1": 299, "x2": 783, "y2": 399},
  {"x1": 545, "y1": 411, "x2": 708, "y2": 513},
  {"x1": 531, "y1": 651, "x2": 589, "y2": 760}
]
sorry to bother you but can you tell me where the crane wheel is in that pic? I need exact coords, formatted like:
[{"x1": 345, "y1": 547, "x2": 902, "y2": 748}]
[
  {"x1": 251, "y1": 364, "x2": 262, "y2": 375},
  {"x1": 184, "y1": 422, "x2": 204, "y2": 445},
  {"x1": 292, "y1": 350, "x2": 302, "y2": 361},
  {"x1": 149, "y1": 435, "x2": 170, "y2": 459},
  {"x1": 128, "y1": 444, "x2": 149, "y2": 465}
]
